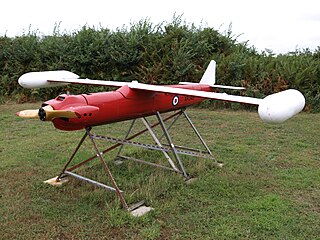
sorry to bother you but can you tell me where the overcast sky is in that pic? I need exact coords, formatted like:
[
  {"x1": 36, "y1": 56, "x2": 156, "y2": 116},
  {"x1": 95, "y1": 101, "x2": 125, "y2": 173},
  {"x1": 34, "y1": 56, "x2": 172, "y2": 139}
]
[{"x1": 1, "y1": 0, "x2": 319, "y2": 54}]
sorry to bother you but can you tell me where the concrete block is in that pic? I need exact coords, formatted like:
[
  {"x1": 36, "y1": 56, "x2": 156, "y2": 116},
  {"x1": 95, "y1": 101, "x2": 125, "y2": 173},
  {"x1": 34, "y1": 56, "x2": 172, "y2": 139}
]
[
  {"x1": 44, "y1": 176, "x2": 68, "y2": 186},
  {"x1": 130, "y1": 206, "x2": 154, "y2": 217}
]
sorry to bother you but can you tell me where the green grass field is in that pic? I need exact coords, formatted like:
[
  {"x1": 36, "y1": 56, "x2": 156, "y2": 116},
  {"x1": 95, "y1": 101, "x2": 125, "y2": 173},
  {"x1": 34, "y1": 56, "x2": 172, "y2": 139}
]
[{"x1": 1, "y1": 103, "x2": 319, "y2": 239}]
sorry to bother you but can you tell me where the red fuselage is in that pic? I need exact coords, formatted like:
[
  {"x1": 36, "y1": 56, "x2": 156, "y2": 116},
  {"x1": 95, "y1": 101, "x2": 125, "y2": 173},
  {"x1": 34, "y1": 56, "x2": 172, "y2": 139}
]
[{"x1": 44, "y1": 84, "x2": 212, "y2": 131}]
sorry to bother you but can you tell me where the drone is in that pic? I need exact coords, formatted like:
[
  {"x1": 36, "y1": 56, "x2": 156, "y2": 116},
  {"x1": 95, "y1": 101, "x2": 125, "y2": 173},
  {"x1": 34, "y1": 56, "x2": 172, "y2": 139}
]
[{"x1": 17, "y1": 60, "x2": 305, "y2": 211}]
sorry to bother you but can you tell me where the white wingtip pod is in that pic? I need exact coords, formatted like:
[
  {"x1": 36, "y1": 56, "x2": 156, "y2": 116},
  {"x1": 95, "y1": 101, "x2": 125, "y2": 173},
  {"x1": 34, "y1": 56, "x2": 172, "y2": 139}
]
[
  {"x1": 258, "y1": 89, "x2": 305, "y2": 123},
  {"x1": 18, "y1": 70, "x2": 79, "y2": 88}
]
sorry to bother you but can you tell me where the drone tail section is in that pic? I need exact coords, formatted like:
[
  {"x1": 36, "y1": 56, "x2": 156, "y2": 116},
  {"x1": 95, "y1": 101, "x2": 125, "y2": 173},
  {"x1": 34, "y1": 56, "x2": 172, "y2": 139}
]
[
  {"x1": 200, "y1": 60, "x2": 216, "y2": 86},
  {"x1": 179, "y1": 60, "x2": 245, "y2": 90}
]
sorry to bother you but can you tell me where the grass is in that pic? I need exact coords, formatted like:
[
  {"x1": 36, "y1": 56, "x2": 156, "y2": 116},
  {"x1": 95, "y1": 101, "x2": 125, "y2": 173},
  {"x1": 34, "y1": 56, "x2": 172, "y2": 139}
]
[{"x1": 0, "y1": 102, "x2": 319, "y2": 239}]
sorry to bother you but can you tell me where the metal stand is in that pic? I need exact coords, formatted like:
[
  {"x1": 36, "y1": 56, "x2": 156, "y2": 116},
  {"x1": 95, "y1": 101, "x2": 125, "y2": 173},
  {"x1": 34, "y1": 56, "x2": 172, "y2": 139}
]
[{"x1": 54, "y1": 109, "x2": 221, "y2": 210}]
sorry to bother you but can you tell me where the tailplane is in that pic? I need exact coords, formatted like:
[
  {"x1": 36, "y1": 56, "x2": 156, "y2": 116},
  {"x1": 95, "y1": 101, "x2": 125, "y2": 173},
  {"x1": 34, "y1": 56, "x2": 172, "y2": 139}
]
[{"x1": 179, "y1": 60, "x2": 245, "y2": 90}]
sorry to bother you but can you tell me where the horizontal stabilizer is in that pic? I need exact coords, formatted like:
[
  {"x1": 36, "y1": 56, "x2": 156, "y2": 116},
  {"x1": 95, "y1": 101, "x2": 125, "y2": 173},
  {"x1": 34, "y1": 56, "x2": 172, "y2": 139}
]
[
  {"x1": 179, "y1": 82, "x2": 245, "y2": 90},
  {"x1": 211, "y1": 84, "x2": 245, "y2": 90}
]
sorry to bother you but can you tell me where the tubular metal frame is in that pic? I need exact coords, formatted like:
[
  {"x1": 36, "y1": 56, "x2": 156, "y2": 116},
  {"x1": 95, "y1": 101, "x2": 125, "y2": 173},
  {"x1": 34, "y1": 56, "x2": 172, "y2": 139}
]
[{"x1": 55, "y1": 109, "x2": 220, "y2": 210}]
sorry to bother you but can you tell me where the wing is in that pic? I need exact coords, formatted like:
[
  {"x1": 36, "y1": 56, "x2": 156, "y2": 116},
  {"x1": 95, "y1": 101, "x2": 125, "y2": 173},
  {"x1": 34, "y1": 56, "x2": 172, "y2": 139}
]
[
  {"x1": 128, "y1": 81, "x2": 262, "y2": 105},
  {"x1": 128, "y1": 82, "x2": 306, "y2": 123}
]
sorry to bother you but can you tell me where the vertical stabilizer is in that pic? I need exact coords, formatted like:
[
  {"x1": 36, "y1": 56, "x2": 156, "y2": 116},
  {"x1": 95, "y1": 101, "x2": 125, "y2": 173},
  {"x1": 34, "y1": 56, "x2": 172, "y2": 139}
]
[{"x1": 200, "y1": 60, "x2": 216, "y2": 86}]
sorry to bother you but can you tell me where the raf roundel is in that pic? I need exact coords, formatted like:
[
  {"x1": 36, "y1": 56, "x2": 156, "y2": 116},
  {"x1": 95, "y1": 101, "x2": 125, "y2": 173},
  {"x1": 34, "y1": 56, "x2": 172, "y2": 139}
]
[{"x1": 172, "y1": 95, "x2": 179, "y2": 106}]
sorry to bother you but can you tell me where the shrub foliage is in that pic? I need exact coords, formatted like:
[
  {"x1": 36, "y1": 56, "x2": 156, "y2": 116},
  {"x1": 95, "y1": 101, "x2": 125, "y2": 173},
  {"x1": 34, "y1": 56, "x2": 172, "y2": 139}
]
[{"x1": 1, "y1": 17, "x2": 319, "y2": 111}]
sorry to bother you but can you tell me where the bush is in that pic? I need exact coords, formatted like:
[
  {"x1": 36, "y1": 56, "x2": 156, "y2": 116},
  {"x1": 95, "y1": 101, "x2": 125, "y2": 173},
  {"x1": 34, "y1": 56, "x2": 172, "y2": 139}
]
[{"x1": 0, "y1": 17, "x2": 319, "y2": 111}]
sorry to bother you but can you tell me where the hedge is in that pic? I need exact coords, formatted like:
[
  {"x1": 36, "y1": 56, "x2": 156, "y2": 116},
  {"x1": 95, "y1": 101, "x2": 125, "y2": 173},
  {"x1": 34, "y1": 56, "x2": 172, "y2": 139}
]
[{"x1": 1, "y1": 17, "x2": 319, "y2": 111}]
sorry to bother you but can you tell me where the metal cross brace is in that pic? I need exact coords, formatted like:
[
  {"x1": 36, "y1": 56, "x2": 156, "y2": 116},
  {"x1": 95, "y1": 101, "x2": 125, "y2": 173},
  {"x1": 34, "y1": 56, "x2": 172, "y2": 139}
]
[{"x1": 54, "y1": 109, "x2": 220, "y2": 209}]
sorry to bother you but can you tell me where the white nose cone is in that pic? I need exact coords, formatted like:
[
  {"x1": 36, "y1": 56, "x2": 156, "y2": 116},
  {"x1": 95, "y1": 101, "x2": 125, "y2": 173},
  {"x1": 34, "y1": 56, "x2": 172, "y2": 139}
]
[{"x1": 258, "y1": 89, "x2": 305, "y2": 123}]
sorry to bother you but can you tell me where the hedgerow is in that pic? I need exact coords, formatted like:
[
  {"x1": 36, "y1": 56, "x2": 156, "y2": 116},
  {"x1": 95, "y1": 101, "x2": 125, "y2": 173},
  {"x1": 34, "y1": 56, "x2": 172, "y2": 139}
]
[{"x1": 0, "y1": 17, "x2": 319, "y2": 111}]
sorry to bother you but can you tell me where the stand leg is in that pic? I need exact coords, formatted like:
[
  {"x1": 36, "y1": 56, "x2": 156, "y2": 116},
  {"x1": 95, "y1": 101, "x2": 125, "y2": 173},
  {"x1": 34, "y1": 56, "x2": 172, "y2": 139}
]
[
  {"x1": 158, "y1": 110, "x2": 183, "y2": 141},
  {"x1": 86, "y1": 127, "x2": 129, "y2": 210},
  {"x1": 141, "y1": 117, "x2": 179, "y2": 172},
  {"x1": 115, "y1": 119, "x2": 136, "y2": 160},
  {"x1": 182, "y1": 109, "x2": 212, "y2": 155},
  {"x1": 156, "y1": 112, "x2": 188, "y2": 178},
  {"x1": 56, "y1": 131, "x2": 88, "y2": 181}
]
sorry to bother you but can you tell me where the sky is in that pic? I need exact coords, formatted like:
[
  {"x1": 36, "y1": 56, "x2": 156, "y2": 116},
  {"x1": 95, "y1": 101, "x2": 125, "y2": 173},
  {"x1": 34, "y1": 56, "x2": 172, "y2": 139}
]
[{"x1": 1, "y1": 0, "x2": 319, "y2": 54}]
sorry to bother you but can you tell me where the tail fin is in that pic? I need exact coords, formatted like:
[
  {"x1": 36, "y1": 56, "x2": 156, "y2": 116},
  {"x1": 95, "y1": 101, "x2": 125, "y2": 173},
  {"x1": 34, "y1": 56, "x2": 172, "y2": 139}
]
[
  {"x1": 200, "y1": 60, "x2": 216, "y2": 86},
  {"x1": 179, "y1": 60, "x2": 244, "y2": 90}
]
